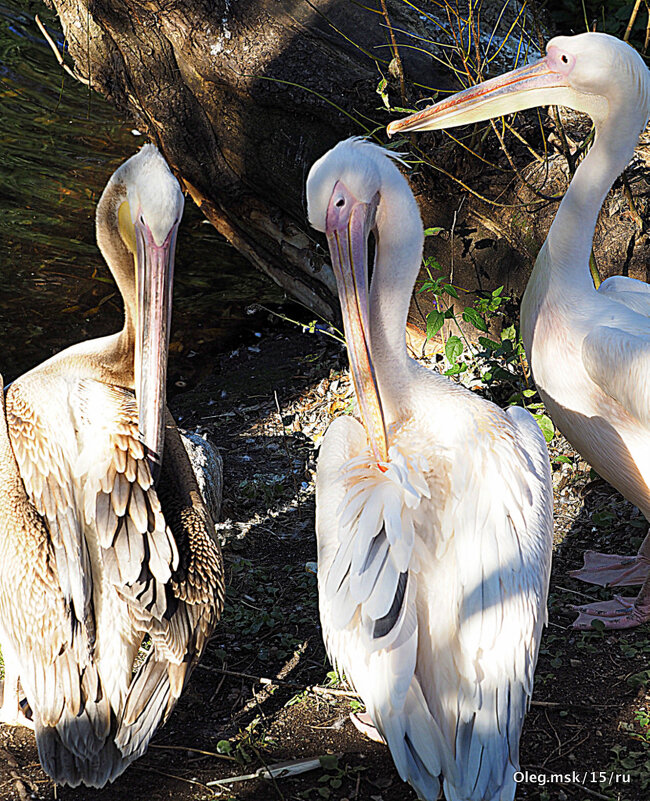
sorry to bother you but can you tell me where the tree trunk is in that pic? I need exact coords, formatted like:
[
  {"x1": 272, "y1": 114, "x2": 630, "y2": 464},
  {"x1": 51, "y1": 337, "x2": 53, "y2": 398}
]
[
  {"x1": 46, "y1": 0, "x2": 650, "y2": 331},
  {"x1": 47, "y1": 0, "x2": 442, "y2": 319}
]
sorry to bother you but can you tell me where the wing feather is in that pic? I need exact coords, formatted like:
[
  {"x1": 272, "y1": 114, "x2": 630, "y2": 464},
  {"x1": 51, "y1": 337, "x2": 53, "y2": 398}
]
[
  {"x1": 598, "y1": 274, "x2": 650, "y2": 317},
  {"x1": 6, "y1": 378, "x2": 93, "y2": 630},
  {"x1": 317, "y1": 402, "x2": 552, "y2": 801},
  {"x1": 583, "y1": 324, "x2": 650, "y2": 427},
  {"x1": 3, "y1": 376, "x2": 224, "y2": 785}
]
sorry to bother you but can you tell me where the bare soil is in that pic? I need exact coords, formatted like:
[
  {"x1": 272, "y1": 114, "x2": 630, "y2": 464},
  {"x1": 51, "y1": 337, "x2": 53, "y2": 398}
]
[{"x1": 1, "y1": 313, "x2": 649, "y2": 801}]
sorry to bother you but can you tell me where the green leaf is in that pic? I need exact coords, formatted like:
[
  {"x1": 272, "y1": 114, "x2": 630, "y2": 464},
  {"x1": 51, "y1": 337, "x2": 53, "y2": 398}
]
[
  {"x1": 445, "y1": 335, "x2": 463, "y2": 363},
  {"x1": 426, "y1": 310, "x2": 445, "y2": 339},
  {"x1": 444, "y1": 364, "x2": 462, "y2": 376},
  {"x1": 522, "y1": 388, "x2": 537, "y2": 397},
  {"x1": 501, "y1": 324, "x2": 516, "y2": 341},
  {"x1": 423, "y1": 226, "x2": 444, "y2": 237},
  {"x1": 554, "y1": 455, "x2": 572, "y2": 465},
  {"x1": 319, "y1": 755, "x2": 340, "y2": 771},
  {"x1": 492, "y1": 285, "x2": 504, "y2": 297},
  {"x1": 462, "y1": 307, "x2": 488, "y2": 332},
  {"x1": 216, "y1": 740, "x2": 232, "y2": 755},
  {"x1": 444, "y1": 283, "x2": 459, "y2": 298},
  {"x1": 478, "y1": 336, "x2": 500, "y2": 351},
  {"x1": 533, "y1": 412, "x2": 555, "y2": 443}
]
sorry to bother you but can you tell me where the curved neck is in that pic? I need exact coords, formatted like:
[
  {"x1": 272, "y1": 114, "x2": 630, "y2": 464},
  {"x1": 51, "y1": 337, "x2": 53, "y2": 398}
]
[
  {"x1": 368, "y1": 179, "x2": 424, "y2": 422},
  {"x1": 546, "y1": 101, "x2": 645, "y2": 291},
  {"x1": 93, "y1": 179, "x2": 137, "y2": 383}
]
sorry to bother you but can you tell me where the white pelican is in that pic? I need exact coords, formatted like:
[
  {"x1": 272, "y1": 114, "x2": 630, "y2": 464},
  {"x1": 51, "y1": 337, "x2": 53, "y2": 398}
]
[
  {"x1": 0, "y1": 144, "x2": 224, "y2": 786},
  {"x1": 307, "y1": 138, "x2": 553, "y2": 801},
  {"x1": 388, "y1": 32, "x2": 650, "y2": 629}
]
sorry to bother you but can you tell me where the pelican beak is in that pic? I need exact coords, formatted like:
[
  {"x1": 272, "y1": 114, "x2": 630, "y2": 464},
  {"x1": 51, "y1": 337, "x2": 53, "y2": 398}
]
[
  {"x1": 325, "y1": 181, "x2": 389, "y2": 464},
  {"x1": 133, "y1": 218, "x2": 178, "y2": 481},
  {"x1": 387, "y1": 55, "x2": 568, "y2": 136}
]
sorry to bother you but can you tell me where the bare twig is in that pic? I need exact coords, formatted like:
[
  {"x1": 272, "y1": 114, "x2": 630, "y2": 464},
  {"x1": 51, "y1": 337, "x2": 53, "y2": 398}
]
[
  {"x1": 34, "y1": 15, "x2": 90, "y2": 86},
  {"x1": 312, "y1": 685, "x2": 361, "y2": 698},
  {"x1": 134, "y1": 765, "x2": 218, "y2": 795},
  {"x1": 379, "y1": 0, "x2": 407, "y2": 105},
  {"x1": 149, "y1": 744, "x2": 238, "y2": 762},
  {"x1": 624, "y1": 0, "x2": 643, "y2": 42}
]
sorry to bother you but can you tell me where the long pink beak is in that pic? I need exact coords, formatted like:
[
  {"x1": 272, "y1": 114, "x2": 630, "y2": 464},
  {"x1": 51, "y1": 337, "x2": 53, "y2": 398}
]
[
  {"x1": 387, "y1": 55, "x2": 568, "y2": 136},
  {"x1": 325, "y1": 181, "x2": 389, "y2": 464},
  {"x1": 134, "y1": 220, "x2": 178, "y2": 481}
]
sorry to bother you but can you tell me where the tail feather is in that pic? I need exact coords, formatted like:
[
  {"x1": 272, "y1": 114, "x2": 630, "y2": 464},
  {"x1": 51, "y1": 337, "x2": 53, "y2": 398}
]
[
  {"x1": 116, "y1": 652, "x2": 185, "y2": 760},
  {"x1": 35, "y1": 708, "x2": 125, "y2": 789}
]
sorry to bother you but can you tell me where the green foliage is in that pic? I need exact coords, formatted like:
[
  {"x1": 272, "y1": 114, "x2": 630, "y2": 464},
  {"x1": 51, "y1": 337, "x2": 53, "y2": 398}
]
[
  {"x1": 297, "y1": 755, "x2": 366, "y2": 800},
  {"x1": 222, "y1": 557, "x2": 317, "y2": 664},
  {"x1": 609, "y1": 743, "x2": 650, "y2": 790},
  {"x1": 418, "y1": 260, "x2": 555, "y2": 442},
  {"x1": 237, "y1": 473, "x2": 286, "y2": 505}
]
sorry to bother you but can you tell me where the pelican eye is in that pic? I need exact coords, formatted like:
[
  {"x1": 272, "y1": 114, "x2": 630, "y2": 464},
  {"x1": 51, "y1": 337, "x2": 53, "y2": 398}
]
[
  {"x1": 139, "y1": 214, "x2": 145, "y2": 224},
  {"x1": 335, "y1": 197, "x2": 345, "y2": 208},
  {"x1": 561, "y1": 54, "x2": 568, "y2": 64}
]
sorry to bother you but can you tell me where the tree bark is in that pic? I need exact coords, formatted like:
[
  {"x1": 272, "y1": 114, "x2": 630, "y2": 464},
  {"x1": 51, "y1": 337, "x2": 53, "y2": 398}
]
[
  {"x1": 46, "y1": 0, "x2": 650, "y2": 331},
  {"x1": 48, "y1": 0, "x2": 440, "y2": 319}
]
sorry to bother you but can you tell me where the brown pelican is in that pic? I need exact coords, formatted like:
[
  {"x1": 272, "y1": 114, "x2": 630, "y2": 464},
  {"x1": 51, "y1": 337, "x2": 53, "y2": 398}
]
[
  {"x1": 388, "y1": 32, "x2": 650, "y2": 629},
  {"x1": 0, "y1": 144, "x2": 224, "y2": 786},
  {"x1": 307, "y1": 138, "x2": 553, "y2": 801}
]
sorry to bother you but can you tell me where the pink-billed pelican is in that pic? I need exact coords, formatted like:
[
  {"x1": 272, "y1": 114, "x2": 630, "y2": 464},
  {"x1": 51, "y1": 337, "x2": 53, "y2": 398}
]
[
  {"x1": 388, "y1": 32, "x2": 650, "y2": 629},
  {"x1": 307, "y1": 138, "x2": 553, "y2": 801},
  {"x1": 0, "y1": 144, "x2": 224, "y2": 787}
]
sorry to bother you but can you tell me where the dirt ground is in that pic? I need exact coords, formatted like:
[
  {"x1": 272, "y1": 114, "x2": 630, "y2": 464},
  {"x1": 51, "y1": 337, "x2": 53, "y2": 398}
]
[{"x1": 1, "y1": 313, "x2": 649, "y2": 801}]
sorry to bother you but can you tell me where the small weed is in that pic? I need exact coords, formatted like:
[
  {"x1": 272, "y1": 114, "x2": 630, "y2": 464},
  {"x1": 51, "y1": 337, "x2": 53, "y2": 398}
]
[
  {"x1": 634, "y1": 707, "x2": 650, "y2": 736},
  {"x1": 349, "y1": 697, "x2": 365, "y2": 713},
  {"x1": 237, "y1": 473, "x2": 286, "y2": 505},
  {"x1": 609, "y1": 743, "x2": 650, "y2": 790},
  {"x1": 221, "y1": 557, "x2": 318, "y2": 664},
  {"x1": 224, "y1": 716, "x2": 277, "y2": 766},
  {"x1": 628, "y1": 669, "x2": 650, "y2": 691},
  {"x1": 297, "y1": 754, "x2": 366, "y2": 800},
  {"x1": 324, "y1": 669, "x2": 342, "y2": 688}
]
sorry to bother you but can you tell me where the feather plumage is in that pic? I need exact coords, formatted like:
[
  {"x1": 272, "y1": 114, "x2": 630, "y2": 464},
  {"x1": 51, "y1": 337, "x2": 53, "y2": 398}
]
[
  {"x1": 0, "y1": 145, "x2": 224, "y2": 788},
  {"x1": 309, "y1": 139, "x2": 553, "y2": 801}
]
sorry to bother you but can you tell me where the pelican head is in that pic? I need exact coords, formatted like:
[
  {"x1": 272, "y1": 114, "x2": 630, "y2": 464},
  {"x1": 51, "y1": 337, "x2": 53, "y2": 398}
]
[
  {"x1": 387, "y1": 32, "x2": 650, "y2": 137},
  {"x1": 107, "y1": 144, "x2": 185, "y2": 478},
  {"x1": 308, "y1": 138, "x2": 418, "y2": 464}
]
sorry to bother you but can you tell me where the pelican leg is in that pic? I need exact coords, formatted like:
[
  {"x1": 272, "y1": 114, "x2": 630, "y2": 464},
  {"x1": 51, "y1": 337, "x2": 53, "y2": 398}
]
[
  {"x1": 0, "y1": 658, "x2": 33, "y2": 730},
  {"x1": 572, "y1": 574, "x2": 650, "y2": 629},
  {"x1": 569, "y1": 531, "x2": 650, "y2": 588}
]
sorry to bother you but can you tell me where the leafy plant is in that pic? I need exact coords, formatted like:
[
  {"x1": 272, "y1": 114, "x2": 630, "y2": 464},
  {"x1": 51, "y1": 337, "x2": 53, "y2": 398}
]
[
  {"x1": 609, "y1": 743, "x2": 650, "y2": 790},
  {"x1": 297, "y1": 754, "x2": 366, "y2": 800},
  {"x1": 418, "y1": 254, "x2": 555, "y2": 442}
]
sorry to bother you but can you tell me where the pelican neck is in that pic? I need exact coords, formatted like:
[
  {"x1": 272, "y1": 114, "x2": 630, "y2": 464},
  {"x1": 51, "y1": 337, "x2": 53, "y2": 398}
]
[
  {"x1": 545, "y1": 105, "x2": 644, "y2": 293},
  {"x1": 368, "y1": 179, "x2": 424, "y2": 419}
]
